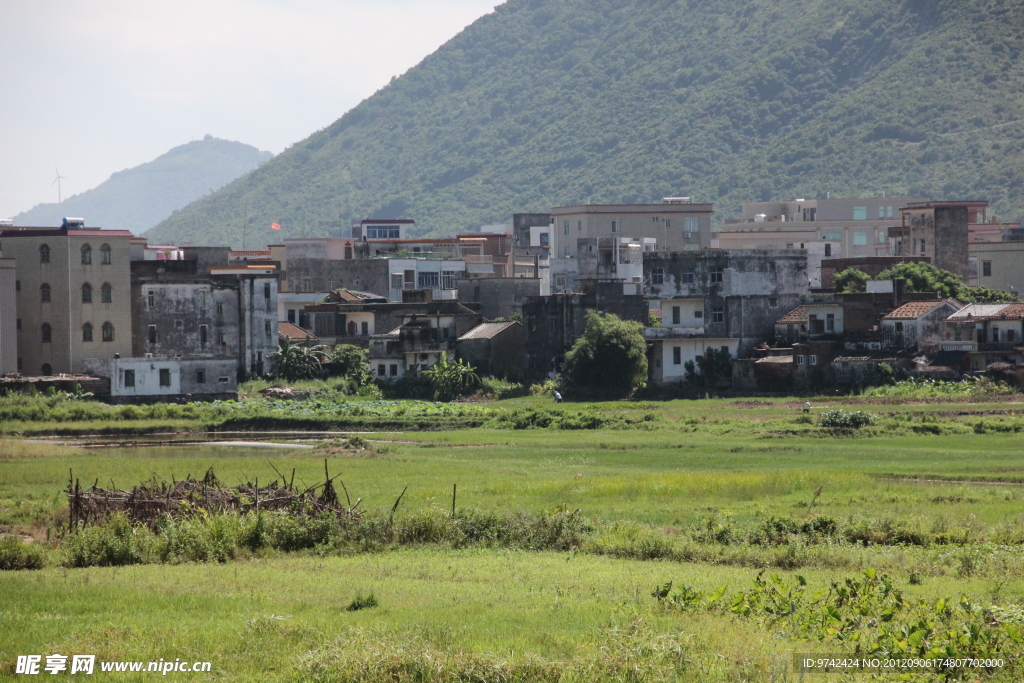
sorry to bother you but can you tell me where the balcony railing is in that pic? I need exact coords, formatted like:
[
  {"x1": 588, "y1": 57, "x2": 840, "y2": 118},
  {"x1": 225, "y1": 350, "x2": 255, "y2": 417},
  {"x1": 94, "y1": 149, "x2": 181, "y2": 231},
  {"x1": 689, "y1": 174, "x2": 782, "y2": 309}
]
[
  {"x1": 940, "y1": 341, "x2": 977, "y2": 351},
  {"x1": 645, "y1": 326, "x2": 706, "y2": 339}
]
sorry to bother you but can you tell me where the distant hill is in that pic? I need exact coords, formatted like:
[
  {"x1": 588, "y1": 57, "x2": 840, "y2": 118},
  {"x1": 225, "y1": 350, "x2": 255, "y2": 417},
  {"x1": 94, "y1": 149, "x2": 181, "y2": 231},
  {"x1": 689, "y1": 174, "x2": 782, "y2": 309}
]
[
  {"x1": 14, "y1": 136, "x2": 272, "y2": 233},
  {"x1": 147, "y1": 0, "x2": 1024, "y2": 249}
]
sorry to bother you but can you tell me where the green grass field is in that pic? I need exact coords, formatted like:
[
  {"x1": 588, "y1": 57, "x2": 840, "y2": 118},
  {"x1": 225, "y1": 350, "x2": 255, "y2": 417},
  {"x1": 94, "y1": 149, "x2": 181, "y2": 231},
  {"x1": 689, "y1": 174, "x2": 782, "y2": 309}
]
[{"x1": 4, "y1": 394, "x2": 1024, "y2": 680}]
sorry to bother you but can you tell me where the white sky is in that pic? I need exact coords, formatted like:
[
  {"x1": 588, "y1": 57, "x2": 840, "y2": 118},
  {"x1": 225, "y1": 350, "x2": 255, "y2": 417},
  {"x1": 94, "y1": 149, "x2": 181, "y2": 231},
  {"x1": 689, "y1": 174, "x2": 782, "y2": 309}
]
[{"x1": 0, "y1": 0, "x2": 498, "y2": 219}]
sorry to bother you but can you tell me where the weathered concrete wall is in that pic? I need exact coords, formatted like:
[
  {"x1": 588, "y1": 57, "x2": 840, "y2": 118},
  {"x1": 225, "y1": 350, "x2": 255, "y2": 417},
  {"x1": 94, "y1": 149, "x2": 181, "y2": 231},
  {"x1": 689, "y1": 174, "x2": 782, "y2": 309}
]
[
  {"x1": 456, "y1": 278, "x2": 540, "y2": 320},
  {"x1": 0, "y1": 259, "x2": 16, "y2": 374},
  {"x1": 456, "y1": 325, "x2": 524, "y2": 382},
  {"x1": 934, "y1": 206, "x2": 969, "y2": 278},
  {"x1": 286, "y1": 254, "x2": 389, "y2": 297}
]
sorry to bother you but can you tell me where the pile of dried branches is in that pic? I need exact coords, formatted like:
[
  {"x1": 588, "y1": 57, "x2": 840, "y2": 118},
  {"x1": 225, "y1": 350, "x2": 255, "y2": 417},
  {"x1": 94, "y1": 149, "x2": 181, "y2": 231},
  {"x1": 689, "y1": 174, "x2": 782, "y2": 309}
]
[{"x1": 66, "y1": 460, "x2": 360, "y2": 529}]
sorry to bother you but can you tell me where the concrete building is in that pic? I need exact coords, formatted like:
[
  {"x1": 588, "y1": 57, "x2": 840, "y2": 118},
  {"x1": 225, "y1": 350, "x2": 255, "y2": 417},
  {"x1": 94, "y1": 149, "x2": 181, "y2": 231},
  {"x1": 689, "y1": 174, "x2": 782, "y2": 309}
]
[
  {"x1": 368, "y1": 303, "x2": 482, "y2": 380},
  {"x1": 968, "y1": 241, "x2": 1024, "y2": 297},
  {"x1": 643, "y1": 249, "x2": 808, "y2": 357},
  {"x1": 891, "y1": 202, "x2": 972, "y2": 278},
  {"x1": 82, "y1": 357, "x2": 238, "y2": 403},
  {"x1": 456, "y1": 321, "x2": 524, "y2": 381},
  {"x1": 0, "y1": 258, "x2": 16, "y2": 374},
  {"x1": 880, "y1": 299, "x2": 962, "y2": 354},
  {"x1": 456, "y1": 278, "x2": 541, "y2": 321},
  {"x1": 941, "y1": 303, "x2": 1024, "y2": 372},
  {"x1": 131, "y1": 259, "x2": 279, "y2": 379},
  {"x1": 577, "y1": 237, "x2": 657, "y2": 295},
  {"x1": 716, "y1": 197, "x2": 927, "y2": 286},
  {"x1": 0, "y1": 226, "x2": 134, "y2": 375}
]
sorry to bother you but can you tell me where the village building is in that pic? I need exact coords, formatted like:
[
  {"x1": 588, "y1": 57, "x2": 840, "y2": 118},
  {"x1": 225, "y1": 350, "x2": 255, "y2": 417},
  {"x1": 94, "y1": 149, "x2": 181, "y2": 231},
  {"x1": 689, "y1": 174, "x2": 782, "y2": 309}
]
[{"x1": 456, "y1": 321, "x2": 524, "y2": 381}]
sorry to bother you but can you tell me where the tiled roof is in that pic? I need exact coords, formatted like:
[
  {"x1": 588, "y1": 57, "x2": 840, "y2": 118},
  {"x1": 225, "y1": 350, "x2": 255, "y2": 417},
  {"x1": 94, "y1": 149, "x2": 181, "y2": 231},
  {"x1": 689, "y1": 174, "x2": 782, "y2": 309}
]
[
  {"x1": 756, "y1": 355, "x2": 794, "y2": 364},
  {"x1": 458, "y1": 321, "x2": 518, "y2": 341},
  {"x1": 277, "y1": 322, "x2": 318, "y2": 342},
  {"x1": 948, "y1": 303, "x2": 1014, "y2": 320},
  {"x1": 833, "y1": 356, "x2": 898, "y2": 363},
  {"x1": 883, "y1": 300, "x2": 949, "y2": 320},
  {"x1": 776, "y1": 306, "x2": 807, "y2": 324}
]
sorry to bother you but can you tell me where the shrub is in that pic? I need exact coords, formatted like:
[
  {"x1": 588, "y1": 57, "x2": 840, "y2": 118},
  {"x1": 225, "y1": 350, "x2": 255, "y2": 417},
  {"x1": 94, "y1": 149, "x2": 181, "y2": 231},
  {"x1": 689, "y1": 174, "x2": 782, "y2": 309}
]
[
  {"x1": 817, "y1": 409, "x2": 877, "y2": 429},
  {"x1": 562, "y1": 311, "x2": 647, "y2": 398},
  {"x1": 62, "y1": 513, "x2": 152, "y2": 567},
  {"x1": 478, "y1": 377, "x2": 527, "y2": 400},
  {"x1": 0, "y1": 536, "x2": 47, "y2": 570},
  {"x1": 346, "y1": 591, "x2": 379, "y2": 611}
]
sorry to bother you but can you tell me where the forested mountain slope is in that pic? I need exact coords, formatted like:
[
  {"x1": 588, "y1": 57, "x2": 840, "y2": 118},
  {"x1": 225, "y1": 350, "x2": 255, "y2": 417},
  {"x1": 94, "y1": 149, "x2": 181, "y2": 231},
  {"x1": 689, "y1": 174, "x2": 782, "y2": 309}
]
[
  {"x1": 15, "y1": 137, "x2": 272, "y2": 233},
  {"x1": 147, "y1": 0, "x2": 1024, "y2": 248}
]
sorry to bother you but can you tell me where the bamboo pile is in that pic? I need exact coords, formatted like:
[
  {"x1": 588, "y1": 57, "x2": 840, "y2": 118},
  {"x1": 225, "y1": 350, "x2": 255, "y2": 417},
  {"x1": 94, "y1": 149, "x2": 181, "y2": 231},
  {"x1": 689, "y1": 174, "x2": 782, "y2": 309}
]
[{"x1": 66, "y1": 461, "x2": 360, "y2": 529}]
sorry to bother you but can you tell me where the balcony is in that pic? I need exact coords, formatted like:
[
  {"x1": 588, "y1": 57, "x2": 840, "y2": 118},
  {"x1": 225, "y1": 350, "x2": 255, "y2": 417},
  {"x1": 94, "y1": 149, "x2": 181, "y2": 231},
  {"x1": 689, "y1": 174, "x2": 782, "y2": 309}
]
[{"x1": 645, "y1": 326, "x2": 706, "y2": 339}]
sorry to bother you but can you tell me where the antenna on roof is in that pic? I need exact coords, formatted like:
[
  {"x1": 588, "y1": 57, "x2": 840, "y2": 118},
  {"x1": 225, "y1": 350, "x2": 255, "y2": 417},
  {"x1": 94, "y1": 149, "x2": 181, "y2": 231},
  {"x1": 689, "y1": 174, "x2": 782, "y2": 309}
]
[{"x1": 52, "y1": 166, "x2": 66, "y2": 203}]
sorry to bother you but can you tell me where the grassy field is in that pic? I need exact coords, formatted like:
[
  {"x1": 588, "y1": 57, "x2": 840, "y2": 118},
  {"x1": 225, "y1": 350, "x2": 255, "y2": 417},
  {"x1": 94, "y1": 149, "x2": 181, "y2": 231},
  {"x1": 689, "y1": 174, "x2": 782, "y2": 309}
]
[{"x1": 3, "y1": 393, "x2": 1024, "y2": 680}]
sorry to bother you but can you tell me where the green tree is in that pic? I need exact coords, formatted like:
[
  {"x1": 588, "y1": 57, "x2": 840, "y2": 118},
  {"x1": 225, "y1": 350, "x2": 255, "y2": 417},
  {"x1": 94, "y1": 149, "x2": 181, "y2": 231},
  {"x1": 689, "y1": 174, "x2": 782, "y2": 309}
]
[
  {"x1": 269, "y1": 337, "x2": 325, "y2": 381},
  {"x1": 684, "y1": 348, "x2": 733, "y2": 389},
  {"x1": 562, "y1": 311, "x2": 647, "y2": 398},
  {"x1": 327, "y1": 344, "x2": 371, "y2": 381},
  {"x1": 875, "y1": 262, "x2": 1017, "y2": 303},
  {"x1": 423, "y1": 352, "x2": 480, "y2": 402},
  {"x1": 833, "y1": 268, "x2": 869, "y2": 293}
]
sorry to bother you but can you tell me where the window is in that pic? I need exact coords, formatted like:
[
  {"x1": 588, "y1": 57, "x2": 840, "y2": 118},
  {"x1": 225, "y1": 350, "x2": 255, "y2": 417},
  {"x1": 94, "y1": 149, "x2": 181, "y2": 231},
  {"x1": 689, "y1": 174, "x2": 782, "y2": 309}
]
[
  {"x1": 563, "y1": 220, "x2": 569, "y2": 235},
  {"x1": 391, "y1": 274, "x2": 403, "y2": 290},
  {"x1": 826, "y1": 313, "x2": 835, "y2": 333},
  {"x1": 124, "y1": 369, "x2": 135, "y2": 387},
  {"x1": 853, "y1": 207, "x2": 867, "y2": 220},
  {"x1": 887, "y1": 206, "x2": 893, "y2": 218},
  {"x1": 287, "y1": 310, "x2": 296, "y2": 324},
  {"x1": 198, "y1": 290, "x2": 206, "y2": 307},
  {"x1": 302, "y1": 278, "x2": 311, "y2": 292},
  {"x1": 256, "y1": 351, "x2": 263, "y2": 367},
  {"x1": 196, "y1": 369, "x2": 206, "y2": 384},
  {"x1": 564, "y1": 247, "x2": 570, "y2": 258},
  {"x1": 441, "y1": 271, "x2": 458, "y2": 290},
  {"x1": 81, "y1": 283, "x2": 92, "y2": 303},
  {"x1": 390, "y1": 364, "x2": 398, "y2": 377},
  {"x1": 101, "y1": 283, "x2": 112, "y2": 303},
  {"x1": 218, "y1": 332, "x2": 225, "y2": 345},
  {"x1": 148, "y1": 325, "x2": 157, "y2": 344},
  {"x1": 983, "y1": 261, "x2": 992, "y2": 277},
  {"x1": 709, "y1": 269, "x2": 723, "y2": 284},
  {"x1": 820, "y1": 231, "x2": 842, "y2": 241},
  {"x1": 673, "y1": 347, "x2": 682, "y2": 365},
  {"x1": 665, "y1": 219, "x2": 671, "y2": 229},
  {"x1": 919, "y1": 239, "x2": 926, "y2": 255},
  {"x1": 81, "y1": 244, "x2": 92, "y2": 264},
  {"x1": 824, "y1": 244, "x2": 832, "y2": 257},
  {"x1": 216, "y1": 303, "x2": 224, "y2": 317},
  {"x1": 555, "y1": 274, "x2": 567, "y2": 287},
  {"x1": 417, "y1": 272, "x2": 440, "y2": 288},
  {"x1": 694, "y1": 310, "x2": 703, "y2": 319},
  {"x1": 877, "y1": 230, "x2": 887, "y2": 244},
  {"x1": 577, "y1": 220, "x2": 582, "y2": 231},
  {"x1": 159, "y1": 369, "x2": 171, "y2": 387},
  {"x1": 378, "y1": 364, "x2": 386, "y2": 377},
  {"x1": 879, "y1": 206, "x2": 885, "y2": 218},
  {"x1": 102, "y1": 322, "x2": 114, "y2": 342},
  {"x1": 672, "y1": 306, "x2": 681, "y2": 325},
  {"x1": 611, "y1": 220, "x2": 617, "y2": 233},
  {"x1": 264, "y1": 282, "x2": 271, "y2": 300},
  {"x1": 681, "y1": 270, "x2": 695, "y2": 284},
  {"x1": 100, "y1": 244, "x2": 111, "y2": 264},
  {"x1": 769, "y1": 297, "x2": 778, "y2": 307},
  {"x1": 41, "y1": 323, "x2": 51, "y2": 343},
  {"x1": 539, "y1": 233, "x2": 549, "y2": 246},
  {"x1": 797, "y1": 355, "x2": 806, "y2": 365},
  {"x1": 361, "y1": 321, "x2": 369, "y2": 335},
  {"x1": 711, "y1": 307, "x2": 724, "y2": 323},
  {"x1": 265, "y1": 319, "x2": 272, "y2": 339},
  {"x1": 39, "y1": 244, "x2": 50, "y2": 263},
  {"x1": 40, "y1": 283, "x2": 51, "y2": 303},
  {"x1": 853, "y1": 232, "x2": 867, "y2": 246},
  {"x1": 683, "y1": 217, "x2": 699, "y2": 234},
  {"x1": 200, "y1": 325, "x2": 208, "y2": 344},
  {"x1": 147, "y1": 290, "x2": 155, "y2": 307},
  {"x1": 809, "y1": 355, "x2": 818, "y2": 365},
  {"x1": 82, "y1": 323, "x2": 93, "y2": 342},
  {"x1": 652, "y1": 268, "x2": 664, "y2": 285},
  {"x1": 175, "y1": 319, "x2": 184, "y2": 330},
  {"x1": 41, "y1": 363, "x2": 52, "y2": 376}
]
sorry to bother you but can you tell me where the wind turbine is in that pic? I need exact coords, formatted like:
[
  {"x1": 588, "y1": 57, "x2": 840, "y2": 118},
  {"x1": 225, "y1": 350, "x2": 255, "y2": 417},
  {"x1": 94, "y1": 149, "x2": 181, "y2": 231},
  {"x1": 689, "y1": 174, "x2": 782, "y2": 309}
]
[{"x1": 52, "y1": 166, "x2": 66, "y2": 203}]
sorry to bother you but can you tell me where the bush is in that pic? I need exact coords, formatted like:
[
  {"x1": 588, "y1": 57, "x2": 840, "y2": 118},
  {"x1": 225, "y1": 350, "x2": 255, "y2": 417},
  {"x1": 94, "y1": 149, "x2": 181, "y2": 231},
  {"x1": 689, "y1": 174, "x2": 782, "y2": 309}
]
[
  {"x1": 817, "y1": 409, "x2": 877, "y2": 429},
  {"x1": 62, "y1": 513, "x2": 152, "y2": 567},
  {"x1": 562, "y1": 311, "x2": 647, "y2": 398},
  {"x1": 478, "y1": 377, "x2": 527, "y2": 400},
  {"x1": 0, "y1": 536, "x2": 47, "y2": 570}
]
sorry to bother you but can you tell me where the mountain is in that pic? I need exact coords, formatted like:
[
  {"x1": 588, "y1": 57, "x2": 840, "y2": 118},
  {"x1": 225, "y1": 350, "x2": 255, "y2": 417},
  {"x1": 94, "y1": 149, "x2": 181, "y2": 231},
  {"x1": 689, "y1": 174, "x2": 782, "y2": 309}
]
[
  {"x1": 14, "y1": 136, "x2": 272, "y2": 233},
  {"x1": 147, "y1": 0, "x2": 1024, "y2": 249}
]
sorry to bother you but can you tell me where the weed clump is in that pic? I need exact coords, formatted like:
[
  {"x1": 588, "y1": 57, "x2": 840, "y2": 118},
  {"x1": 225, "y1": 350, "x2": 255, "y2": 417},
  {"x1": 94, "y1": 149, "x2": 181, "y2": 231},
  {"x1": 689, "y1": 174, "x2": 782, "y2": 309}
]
[
  {"x1": 345, "y1": 591, "x2": 379, "y2": 612},
  {"x1": 817, "y1": 409, "x2": 877, "y2": 429},
  {"x1": 0, "y1": 536, "x2": 47, "y2": 570}
]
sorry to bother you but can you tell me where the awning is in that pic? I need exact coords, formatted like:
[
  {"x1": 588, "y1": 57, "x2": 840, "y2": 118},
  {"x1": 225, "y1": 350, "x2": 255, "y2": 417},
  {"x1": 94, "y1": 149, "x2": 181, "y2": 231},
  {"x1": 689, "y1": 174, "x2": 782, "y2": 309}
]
[{"x1": 928, "y1": 350, "x2": 968, "y2": 367}]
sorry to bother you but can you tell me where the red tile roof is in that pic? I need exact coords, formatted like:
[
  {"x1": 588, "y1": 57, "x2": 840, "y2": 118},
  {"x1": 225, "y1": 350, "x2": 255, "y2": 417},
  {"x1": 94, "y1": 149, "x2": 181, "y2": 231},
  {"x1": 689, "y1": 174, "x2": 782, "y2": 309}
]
[
  {"x1": 277, "y1": 322, "x2": 319, "y2": 342},
  {"x1": 882, "y1": 300, "x2": 949, "y2": 320},
  {"x1": 776, "y1": 306, "x2": 807, "y2": 324}
]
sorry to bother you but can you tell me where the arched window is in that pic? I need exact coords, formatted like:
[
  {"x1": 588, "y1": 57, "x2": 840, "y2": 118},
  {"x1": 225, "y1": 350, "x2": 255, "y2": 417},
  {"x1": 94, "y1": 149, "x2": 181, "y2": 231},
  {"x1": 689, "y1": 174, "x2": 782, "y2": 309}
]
[
  {"x1": 41, "y1": 364, "x2": 52, "y2": 376},
  {"x1": 82, "y1": 323, "x2": 93, "y2": 342},
  {"x1": 39, "y1": 244, "x2": 50, "y2": 263},
  {"x1": 81, "y1": 283, "x2": 92, "y2": 303},
  {"x1": 102, "y1": 322, "x2": 114, "y2": 342},
  {"x1": 81, "y1": 244, "x2": 92, "y2": 265},
  {"x1": 41, "y1": 323, "x2": 52, "y2": 343},
  {"x1": 40, "y1": 283, "x2": 51, "y2": 303},
  {"x1": 101, "y1": 283, "x2": 112, "y2": 303},
  {"x1": 100, "y1": 244, "x2": 111, "y2": 264}
]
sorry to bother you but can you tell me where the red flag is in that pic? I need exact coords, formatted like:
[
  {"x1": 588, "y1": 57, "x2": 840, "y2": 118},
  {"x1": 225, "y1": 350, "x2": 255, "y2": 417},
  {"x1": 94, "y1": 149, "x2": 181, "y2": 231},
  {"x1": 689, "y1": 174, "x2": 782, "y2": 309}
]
[{"x1": 271, "y1": 222, "x2": 281, "y2": 231}]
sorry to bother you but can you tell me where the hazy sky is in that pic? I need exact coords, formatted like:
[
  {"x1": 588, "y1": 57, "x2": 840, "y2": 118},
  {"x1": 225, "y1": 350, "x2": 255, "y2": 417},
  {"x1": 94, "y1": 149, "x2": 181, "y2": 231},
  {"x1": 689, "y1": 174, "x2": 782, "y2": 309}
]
[{"x1": 0, "y1": 0, "x2": 497, "y2": 220}]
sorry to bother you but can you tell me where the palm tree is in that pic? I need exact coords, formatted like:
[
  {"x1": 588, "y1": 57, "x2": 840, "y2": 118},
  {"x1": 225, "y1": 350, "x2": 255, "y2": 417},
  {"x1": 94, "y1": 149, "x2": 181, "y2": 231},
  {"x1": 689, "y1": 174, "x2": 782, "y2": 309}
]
[{"x1": 269, "y1": 337, "x2": 326, "y2": 381}]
